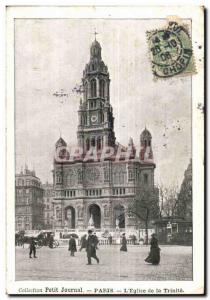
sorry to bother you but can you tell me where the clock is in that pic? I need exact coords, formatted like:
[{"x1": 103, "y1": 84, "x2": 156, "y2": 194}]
[{"x1": 91, "y1": 115, "x2": 98, "y2": 123}]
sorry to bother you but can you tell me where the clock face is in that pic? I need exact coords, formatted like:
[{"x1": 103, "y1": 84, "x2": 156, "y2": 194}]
[{"x1": 91, "y1": 115, "x2": 98, "y2": 123}]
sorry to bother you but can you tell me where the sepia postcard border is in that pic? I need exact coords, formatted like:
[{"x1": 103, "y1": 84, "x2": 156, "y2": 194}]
[{"x1": 6, "y1": 5, "x2": 205, "y2": 296}]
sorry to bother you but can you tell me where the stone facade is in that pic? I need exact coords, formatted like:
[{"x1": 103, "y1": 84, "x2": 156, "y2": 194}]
[
  {"x1": 53, "y1": 38, "x2": 158, "y2": 231},
  {"x1": 15, "y1": 167, "x2": 44, "y2": 231}
]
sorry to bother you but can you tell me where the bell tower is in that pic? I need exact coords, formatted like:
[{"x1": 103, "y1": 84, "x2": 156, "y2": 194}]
[{"x1": 77, "y1": 37, "x2": 116, "y2": 152}]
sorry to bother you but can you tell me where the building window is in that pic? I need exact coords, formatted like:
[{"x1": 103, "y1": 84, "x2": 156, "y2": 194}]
[
  {"x1": 84, "y1": 114, "x2": 87, "y2": 125},
  {"x1": 128, "y1": 170, "x2": 133, "y2": 181},
  {"x1": 119, "y1": 171, "x2": 124, "y2": 184},
  {"x1": 99, "y1": 79, "x2": 105, "y2": 98},
  {"x1": 144, "y1": 174, "x2": 148, "y2": 184},
  {"x1": 104, "y1": 168, "x2": 109, "y2": 182},
  {"x1": 100, "y1": 111, "x2": 104, "y2": 123},
  {"x1": 78, "y1": 170, "x2": 83, "y2": 184},
  {"x1": 84, "y1": 82, "x2": 88, "y2": 100},
  {"x1": 90, "y1": 79, "x2": 97, "y2": 97},
  {"x1": 86, "y1": 138, "x2": 90, "y2": 151},
  {"x1": 91, "y1": 137, "x2": 96, "y2": 147},
  {"x1": 97, "y1": 137, "x2": 102, "y2": 150},
  {"x1": 56, "y1": 174, "x2": 62, "y2": 184}
]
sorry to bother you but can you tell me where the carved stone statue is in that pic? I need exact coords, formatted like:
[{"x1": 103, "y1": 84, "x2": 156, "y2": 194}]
[
  {"x1": 88, "y1": 214, "x2": 94, "y2": 228},
  {"x1": 116, "y1": 217, "x2": 120, "y2": 228}
]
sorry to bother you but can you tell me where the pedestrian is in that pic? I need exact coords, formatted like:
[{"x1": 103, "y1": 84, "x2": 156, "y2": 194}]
[
  {"x1": 145, "y1": 233, "x2": 161, "y2": 265},
  {"x1": 68, "y1": 235, "x2": 77, "y2": 256},
  {"x1": 132, "y1": 235, "x2": 137, "y2": 245},
  {"x1": 79, "y1": 234, "x2": 87, "y2": 251},
  {"x1": 108, "y1": 234, "x2": 112, "y2": 245},
  {"x1": 120, "y1": 233, "x2": 127, "y2": 252},
  {"x1": 29, "y1": 237, "x2": 37, "y2": 258},
  {"x1": 94, "y1": 232, "x2": 99, "y2": 249},
  {"x1": 86, "y1": 229, "x2": 99, "y2": 265}
]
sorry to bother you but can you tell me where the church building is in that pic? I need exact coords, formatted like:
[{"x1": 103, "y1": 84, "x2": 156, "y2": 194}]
[{"x1": 52, "y1": 37, "x2": 158, "y2": 232}]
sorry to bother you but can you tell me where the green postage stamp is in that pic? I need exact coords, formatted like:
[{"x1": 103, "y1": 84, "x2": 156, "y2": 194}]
[{"x1": 147, "y1": 21, "x2": 196, "y2": 79}]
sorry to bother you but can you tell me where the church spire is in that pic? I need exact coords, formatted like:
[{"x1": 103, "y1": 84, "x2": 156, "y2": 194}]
[
  {"x1": 77, "y1": 37, "x2": 115, "y2": 152},
  {"x1": 93, "y1": 29, "x2": 99, "y2": 41}
]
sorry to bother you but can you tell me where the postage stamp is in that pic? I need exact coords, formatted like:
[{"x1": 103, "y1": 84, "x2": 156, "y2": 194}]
[
  {"x1": 6, "y1": 5, "x2": 204, "y2": 296},
  {"x1": 147, "y1": 21, "x2": 196, "y2": 79}
]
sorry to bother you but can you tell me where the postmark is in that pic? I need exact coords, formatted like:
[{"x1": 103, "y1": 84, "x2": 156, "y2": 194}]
[{"x1": 147, "y1": 21, "x2": 196, "y2": 78}]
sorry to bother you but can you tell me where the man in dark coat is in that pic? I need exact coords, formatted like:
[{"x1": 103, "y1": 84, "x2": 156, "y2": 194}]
[
  {"x1": 108, "y1": 234, "x2": 112, "y2": 245},
  {"x1": 68, "y1": 235, "x2": 77, "y2": 256},
  {"x1": 29, "y1": 237, "x2": 37, "y2": 258},
  {"x1": 120, "y1": 233, "x2": 127, "y2": 252},
  {"x1": 86, "y1": 230, "x2": 99, "y2": 265},
  {"x1": 79, "y1": 234, "x2": 87, "y2": 251},
  {"x1": 145, "y1": 233, "x2": 160, "y2": 265}
]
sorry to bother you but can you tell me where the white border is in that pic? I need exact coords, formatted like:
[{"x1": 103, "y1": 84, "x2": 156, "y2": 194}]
[{"x1": 6, "y1": 5, "x2": 204, "y2": 295}]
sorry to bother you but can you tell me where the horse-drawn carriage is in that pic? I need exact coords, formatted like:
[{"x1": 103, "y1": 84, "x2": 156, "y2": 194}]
[{"x1": 15, "y1": 230, "x2": 59, "y2": 248}]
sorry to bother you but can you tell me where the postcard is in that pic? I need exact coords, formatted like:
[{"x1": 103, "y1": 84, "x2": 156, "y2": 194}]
[{"x1": 6, "y1": 5, "x2": 205, "y2": 295}]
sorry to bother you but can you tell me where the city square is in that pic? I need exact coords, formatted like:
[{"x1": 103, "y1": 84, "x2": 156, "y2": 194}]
[{"x1": 16, "y1": 244, "x2": 192, "y2": 281}]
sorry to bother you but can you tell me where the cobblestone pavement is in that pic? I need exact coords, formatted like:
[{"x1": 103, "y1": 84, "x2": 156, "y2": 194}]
[{"x1": 16, "y1": 245, "x2": 192, "y2": 281}]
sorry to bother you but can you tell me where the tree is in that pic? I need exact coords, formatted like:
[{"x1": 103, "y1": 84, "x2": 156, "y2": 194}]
[
  {"x1": 127, "y1": 187, "x2": 159, "y2": 245},
  {"x1": 158, "y1": 185, "x2": 179, "y2": 218},
  {"x1": 177, "y1": 179, "x2": 192, "y2": 220}
]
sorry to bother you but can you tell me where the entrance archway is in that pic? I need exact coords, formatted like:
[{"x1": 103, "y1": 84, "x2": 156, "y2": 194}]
[
  {"x1": 88, "y1": 204, "x2": 101, "y2": 228},
  {"x1": 64, "y1": 206, "x2": 75, "y2": 229},
  {"x1": 114, "y1": 205, "x2": 125, "y2": 228}
]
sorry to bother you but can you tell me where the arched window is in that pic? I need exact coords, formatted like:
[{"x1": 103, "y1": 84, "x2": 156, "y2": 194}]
[
  {"x1": 99, "y1": 79, "x2": 105, "y2": 98},
  {"x1": 56, "y1": 173, "x2": 62, "y2": 184},
  {"x1": 100, "y1": 112, "x2": 104, "y2": 123},
  {"x1": 78, "y1": 169, "x2": 83, "y2": 184},
  {"x1": 91, "y1": 137, "x2": 96, "y2": 147},
  {"x1": 144, "y1": 173, "x2": 148, "y2": 184},
  {"x1": 86, "y1": 138, "x2": 90, "y2": 151},
  {"x1": 144, "y1": 140, "x2": 147, "y2": 147},
  {"x1": 97, "y1": 137, "x2": 101, "y2": 150},
  {"x1": 84, "y1": 114, "x2": 87, "y2": 125},
  {"x1": 84, "y1": 82, "x2": 88, "y2": 100},
  {"x1": 90, "y1": 79, "x2": 97, "y2": 97}
]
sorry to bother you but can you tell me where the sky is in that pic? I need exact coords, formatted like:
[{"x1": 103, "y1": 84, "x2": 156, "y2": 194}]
[{"x1": 15, "y1": 18, "x2": 192, "y2": 188}]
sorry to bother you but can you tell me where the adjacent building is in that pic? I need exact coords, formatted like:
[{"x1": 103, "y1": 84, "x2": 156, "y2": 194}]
[
  {"x1": 52, "y1": 38, "x2": 159, "y2": 232},
  {"x1": 154, "y1": 160, "x2": 192, "y2": 244},
  {"x1": 42, "y1": 182, "x2": 54, "y2": 229},
  {"x1": 15, "y1": 166, "x2": 44, "y2": 231},
  {"x1": 177, "y1": 159, "x2": 192, "y2": 221}
]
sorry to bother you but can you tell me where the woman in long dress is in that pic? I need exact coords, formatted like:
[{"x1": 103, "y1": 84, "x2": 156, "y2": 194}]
[
  {"x1": 68, "y1": 235, "x2": 77, "y2": 256},
  {"x1": 145, "y1": 233, "x2": 160, "y2": 265},
  {"x1": 120, "y1": 233, "x2": 127, "y2": 252}
]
